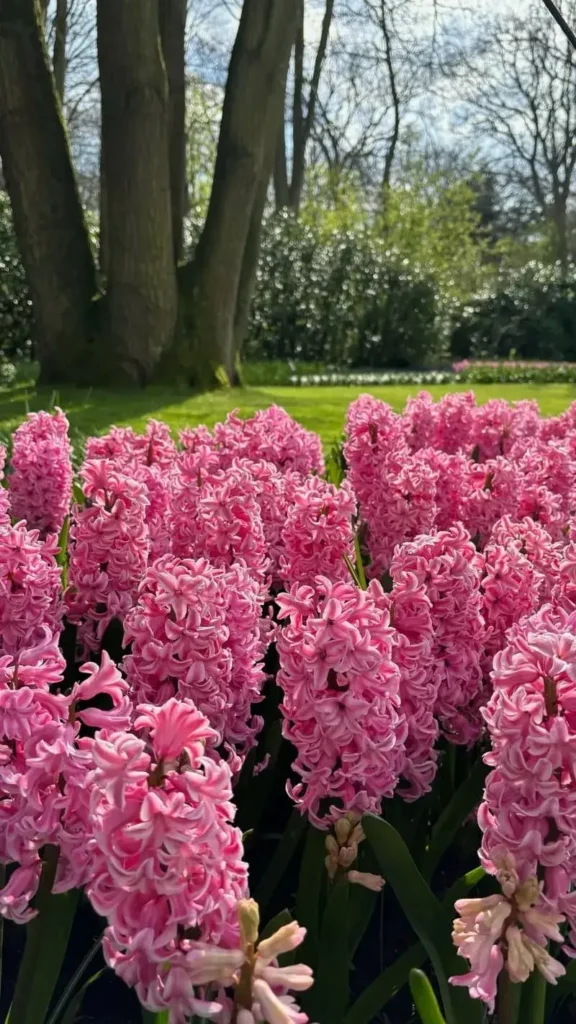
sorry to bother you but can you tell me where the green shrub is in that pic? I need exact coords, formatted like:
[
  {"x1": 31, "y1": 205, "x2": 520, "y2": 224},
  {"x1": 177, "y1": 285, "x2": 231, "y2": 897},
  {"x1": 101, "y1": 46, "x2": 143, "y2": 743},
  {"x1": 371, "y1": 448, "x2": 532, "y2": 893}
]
[
  {"x1": 0, "y1": 192, "x2": 33, "y2": 362},
  {"x1": 451, "y1": 261, "x2": 576, "y2": 362},
  {"x1": 247, "y1": 212, "x2": 447, "y2": 369}
]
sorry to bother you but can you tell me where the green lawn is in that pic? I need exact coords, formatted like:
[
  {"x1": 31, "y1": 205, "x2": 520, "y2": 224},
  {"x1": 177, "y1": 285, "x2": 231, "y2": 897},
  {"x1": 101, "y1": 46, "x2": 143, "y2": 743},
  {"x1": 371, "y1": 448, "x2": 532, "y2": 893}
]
[{"x1": 1, "y1": 381, "x2": 576, "y2": 447}]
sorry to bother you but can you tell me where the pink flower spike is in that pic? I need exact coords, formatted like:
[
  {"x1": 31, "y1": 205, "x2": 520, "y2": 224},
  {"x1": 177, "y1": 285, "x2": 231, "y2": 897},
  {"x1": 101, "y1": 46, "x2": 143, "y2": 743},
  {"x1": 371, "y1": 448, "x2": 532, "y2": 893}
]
[
  {"x1": 253, "y1": 979, "x2": 307, "y2": 1024},
  {"x1": 257, "y1": 922, "x2": 306, "y2": 961},
  {"x1": 134, "y1": 698, "x2": 219, "y2": 765}
]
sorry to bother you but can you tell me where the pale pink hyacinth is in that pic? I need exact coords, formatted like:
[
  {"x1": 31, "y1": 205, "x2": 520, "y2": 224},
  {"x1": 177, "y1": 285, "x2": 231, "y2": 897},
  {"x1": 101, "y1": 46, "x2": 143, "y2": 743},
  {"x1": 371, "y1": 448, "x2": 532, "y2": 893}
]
[
  {"x1": 276, "y1": 576, "x2": 407, "y2": 827},
  {"x1": 9, "y1": 409, "x2": 73, "y2": 536},
  {"x1": 280, "y1": 476, "x2": 356, "y2": 588},
  {"x1": 179, "y1": 899, "x2": 314, "y2": 1024},
  {"x1": 124, "y1": 555, "x2": 266, "y2": 761},
  {"x1": 451, "y1": 854, "x2": 565, "y2": 1011},
  {"x1": 66, "y1": 458, "x2": 150, "y2": 652},
  {"x1": 86, "y1": 698, "x2": 249, "y2": 1021},
  {"x1": 0, "y1": 522, "x2": 62, "y2": 655},
  {"x1": 390, "y1": 525, "x2": 485, "y2": 745}
]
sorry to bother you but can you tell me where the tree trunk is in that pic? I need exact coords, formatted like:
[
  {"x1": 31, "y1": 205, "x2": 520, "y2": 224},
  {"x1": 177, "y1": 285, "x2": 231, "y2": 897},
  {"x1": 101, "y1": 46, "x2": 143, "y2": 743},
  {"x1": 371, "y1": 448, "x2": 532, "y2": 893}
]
[
  {"x1": 175, "y1": 0, "x2": 298, "y2": 386},
  {"x1": 52, "y1": 0, "x2": 67, "y2": 103},
  {"x1": 274, "y1": 119, "x2": 290, "y2": 211},
  {"x1": 0, "y1": 0, "x2": 97, "y2": 383},
  {"x1": 159, "y1": 0, "x2": 187, "y2": 263},
  {"x1": 231, "y1": 173, "x2": 270, "y2": 385},
  {"x1": 97, "y1": 0, "x2": 177, "y2": 384}
]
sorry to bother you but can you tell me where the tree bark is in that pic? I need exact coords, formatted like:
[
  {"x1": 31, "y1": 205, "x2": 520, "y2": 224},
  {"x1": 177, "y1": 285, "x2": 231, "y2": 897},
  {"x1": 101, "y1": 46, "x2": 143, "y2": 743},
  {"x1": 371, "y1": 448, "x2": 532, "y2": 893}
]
[
  {"x1": 52, "y1": 0, "x2": 67, "y2": 103},
  {"x1": 273, "y1": 119, "x2": 290, "y2": 210},
  {"x1": 97, "y1": 0, "x2": 177, "y2": 384},
  {"x1": 174, "y1": 0, "x2": 298, "y2": 386},
  {"x1": 159, "y1": 0, "x2": 187, "y2": 263},
  {"x1": 0, "y1": 0, "x2": 97, "y2": 383}
]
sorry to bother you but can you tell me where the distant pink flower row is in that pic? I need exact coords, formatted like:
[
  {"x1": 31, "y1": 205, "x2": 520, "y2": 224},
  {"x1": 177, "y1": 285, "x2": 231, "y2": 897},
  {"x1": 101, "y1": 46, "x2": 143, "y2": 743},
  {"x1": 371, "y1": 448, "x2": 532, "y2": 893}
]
[{"x1": 4, "y1": 390, "x2": 576, "y2": 1014}]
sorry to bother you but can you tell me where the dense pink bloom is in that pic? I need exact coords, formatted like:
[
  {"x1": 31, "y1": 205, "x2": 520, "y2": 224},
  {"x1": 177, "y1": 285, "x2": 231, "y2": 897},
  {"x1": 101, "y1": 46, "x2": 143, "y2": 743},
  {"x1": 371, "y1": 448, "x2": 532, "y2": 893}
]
[
  {"x1": 170, "y1": 459, "x2": 269, "y2": 588},
  {"x1": 86, "y1": 421, "x2": 177, "y2": 560},
  {"x1": 276, "y1": 577, "x2": 406, "y2": 826},
  {"x1": 390, "y1": 525, "x2": 485, "y2": 745},
  {"x1": 181, "y1": 405, "x2": 324, "y2": 476},
  {"x1": 280, "y1": 476, "x2": 356, "y2": 588},
  {"x1": 66, "y1": 459, "x2": 150, "y2": 652},
  {"x1": 0, "y1": 523, "x2": 62, "y2": 655},
  {"x1": 387, "y1": 564, "x2": 437, "y2": 798},
  {"x1": 9, "y1": 409, "x2": 73, "y2": 536},
  {"x1": 124, "y1": 555, "x2": 266, "y2": 761},
  {"x1": 86, "y1": 698, "x2": 248, "y2": 1020}
]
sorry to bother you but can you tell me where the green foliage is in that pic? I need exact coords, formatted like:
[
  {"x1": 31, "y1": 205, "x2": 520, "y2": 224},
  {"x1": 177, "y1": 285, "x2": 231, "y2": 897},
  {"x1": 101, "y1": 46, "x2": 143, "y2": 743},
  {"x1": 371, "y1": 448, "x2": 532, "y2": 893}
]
[
  {"x1": 248, "y1": 211, "x2": 443, "y2": 369},
  {"x1": 451, "y1": 261, "x2": 576, "y2": 363},
  {"x1": 409, "y1": 969, "x2": 447, "y2": 1024},
  {"x1": 0, "y1": 193, "x2": 33, "y2": 365}
]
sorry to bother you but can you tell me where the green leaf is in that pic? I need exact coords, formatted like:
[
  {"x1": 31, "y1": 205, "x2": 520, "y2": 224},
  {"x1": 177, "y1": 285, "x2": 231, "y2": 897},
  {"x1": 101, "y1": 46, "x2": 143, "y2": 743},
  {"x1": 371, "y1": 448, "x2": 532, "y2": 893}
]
[
  {"x1": 420, "y1": 757, "x2": 488, "y2": 881},
  {"x1": 362, "y1": 814, "x2": 484, "y2": 1024},
  {"x1": 353, "y1": 533, "x2": 367, "y2": 590},
  {"x1": 295, "y1": 824, "x2": 327, "y2": 971},
  {"x1": 255, "y1": 809, "x2": 306, "y2": 913},
  {"x1": 306, "y1": 879, "x2": 350, "y2": 1024},
  {"x1": 344, "y1": 866, "x2": 485, "y2": 1024},
  {"x1": 547, "y1": 957, "x2": 576, "y2": 1019},
  {"x1": 57, "y1": 969, "x2": 105, "y2": 1024},
  {"x1": 45, "y1": 932, "x2": 104, "y2": 1024},
  {"x1": 7, "y1": 847, "x2": 79, "y2": 1024},
  {"x1": 141, "y1": 1011, "x2": 169, "y2": 1024},
  {"x1": 72, "y1": 480, "x2": 84, "y2": 506},
  {"x1": 519, "y1": 969, "x2": 547, "y2": 1024},
  {"x1": 259, "y1": 908, "x2": 292, "y2": 943},
  {"x1": 56, "y1": 515, "x2": 70, "y2": 589},
  {"x1": 496, "y1": 971, "x2": 522, "y2": 1024},
  {"x1": 410, "y1": 969, "x2": 447, "y2": 1024}
]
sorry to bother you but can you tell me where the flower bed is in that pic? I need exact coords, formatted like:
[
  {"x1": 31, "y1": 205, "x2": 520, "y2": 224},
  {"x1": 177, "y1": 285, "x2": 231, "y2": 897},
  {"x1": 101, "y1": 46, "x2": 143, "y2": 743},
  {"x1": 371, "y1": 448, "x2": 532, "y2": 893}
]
[
  {"x1": 454, "y1": 358, "x2": 576, "y2": 383},
  {"x1": 2, "y1": 396, "x2": 576, "y2": 1023}
]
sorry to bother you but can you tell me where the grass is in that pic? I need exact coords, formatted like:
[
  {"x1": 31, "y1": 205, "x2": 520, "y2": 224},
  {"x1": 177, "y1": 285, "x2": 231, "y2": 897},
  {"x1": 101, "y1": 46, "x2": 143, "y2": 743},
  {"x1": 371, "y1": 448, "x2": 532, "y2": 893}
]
[{"x1": 1, "y1": 381, "x2": 576, "y2": 447}]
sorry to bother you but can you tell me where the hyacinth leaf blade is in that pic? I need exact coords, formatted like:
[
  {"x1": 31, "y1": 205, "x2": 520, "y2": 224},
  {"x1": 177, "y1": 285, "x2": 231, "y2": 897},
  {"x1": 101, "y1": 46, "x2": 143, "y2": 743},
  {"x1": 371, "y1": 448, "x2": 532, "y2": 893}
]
[
  {"x1": 260, "y1": 907, "x2": 292, "y2": 942},
  {"x1": 56, "y1": 969, "x2": 105, "y2": 1024},
  {"x1": 420, "y1": 756, "x2": 488, "y2": 881},
  {"x1": 410, "y1": 969, "x2": 448, "y2": 1024},
  {"x1": 141, "y1": 1011, "x2": 169, "y2": 1024},
  {"x1": 7, "y1": 847, "x2": 79, "y2": 1024},
  {"x1": 496, "y1": 972, "x2": 522, "y2": 1024},
  {"x1": 347, "y1": 841, "x2": 384, "y2": 961},
  {"x1": 45, "y1": 932, "x2": 104, "y2": 1024},
  {"x1": 295, "y1": 823, "x2": 327, "y2": 971},
  {"x1": 343, "y1": 866, "x2": 485, "y2": 1024},
  {"x1": 362, "y1": 814, "x2": 485, "y2": 1024},
  {"x1": 305, "y1": 876, "x2": 350, "y2": 1024},
  {"x1": 519, "y1": 968, "x2": 547, "y2": 1024},
  {"x1": 255, "y1": 808, "x2": 306, "y2": 913},
  {"x1": 56, "y1": 514, "x2": 70, "y2": 589}
]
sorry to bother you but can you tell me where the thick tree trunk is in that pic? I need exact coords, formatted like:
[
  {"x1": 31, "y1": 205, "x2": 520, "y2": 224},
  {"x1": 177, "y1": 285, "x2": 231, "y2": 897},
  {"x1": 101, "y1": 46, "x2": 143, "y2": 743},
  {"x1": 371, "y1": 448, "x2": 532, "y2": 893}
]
[
  {"x1": 0, "y1": 0, "x2": 97, "y2": 383},
  {"x1": 97, "y1": 0, "x2": 177, "y2": 384},
  {"x1": 175, "y1": 0, "x2": 297, "y2": 386},
  {"x1": 231, "y1": 173, "x2": 270, "y2": 385},
  {"x1": 159, "y1": 0, "x2": 187, "y2": 263},
  {"x1": 52, "y1": 0, "x2": 67, "y2": 103}
]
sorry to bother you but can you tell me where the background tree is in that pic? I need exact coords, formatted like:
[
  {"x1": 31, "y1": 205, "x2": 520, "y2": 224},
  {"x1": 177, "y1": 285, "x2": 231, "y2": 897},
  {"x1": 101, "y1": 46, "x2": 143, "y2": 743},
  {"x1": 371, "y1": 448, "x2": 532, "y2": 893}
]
[
  {"x1": 451, "y1": 4, "x2": 576, "y2": 269},
  {"x1": 0, "y1": 0, "x2": 296, "y2": 387}
]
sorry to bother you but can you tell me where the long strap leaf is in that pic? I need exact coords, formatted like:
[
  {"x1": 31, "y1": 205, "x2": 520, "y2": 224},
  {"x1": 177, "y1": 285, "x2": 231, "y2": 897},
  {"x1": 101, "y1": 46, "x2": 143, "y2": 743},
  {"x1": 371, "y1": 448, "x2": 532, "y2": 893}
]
[
  {"x1": 295, "y1": 824, "x2": 327, "y2": 971},
  {"x1": 344, "y1": 866, "x2": 485, "y2": 1024},
  {"x1": 410, "y1": 969, "x2": 447, "y2": 1024},
  {"x1": 420, "y1": 757, "x2": 487, "y2": 881},
  {"x1": 255, "y1": 809, "x2": 306, "y2": 913},
  {"x1": 8, "y1": 847, "x2": 79, "y2": 1024},
  {"x1": 306, "y1": 878, "x2": 350, "y2": 1024},
  {"x1": 362, "y1": 814, "x2": 484, "y2": 1024}
]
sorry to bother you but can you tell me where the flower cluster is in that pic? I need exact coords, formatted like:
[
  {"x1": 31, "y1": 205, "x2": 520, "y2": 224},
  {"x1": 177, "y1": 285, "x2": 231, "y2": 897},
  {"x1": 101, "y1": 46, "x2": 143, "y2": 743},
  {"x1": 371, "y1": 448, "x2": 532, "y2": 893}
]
[
  {"x1": 276, "y1": 577, "x2": 406, "y2": 826},
  {"x1": 9, "y1": 409, "x2": 73, "y2": 536}
]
